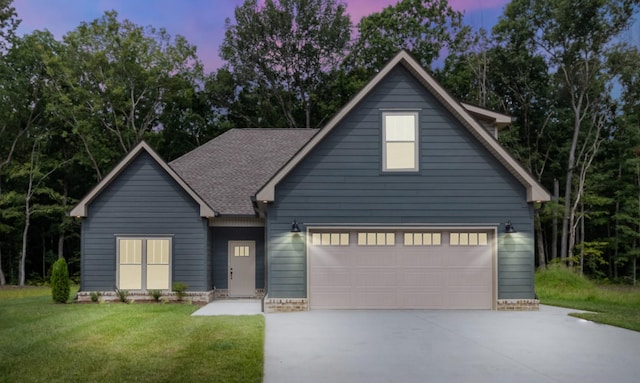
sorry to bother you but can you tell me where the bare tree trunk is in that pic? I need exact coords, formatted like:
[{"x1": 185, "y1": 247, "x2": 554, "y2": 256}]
[
  {"x1": 58, "y1": 233, "x2": 64, "y2": 260},
  {"x1": 535, "y1": 209, "x2": 546, "y2": 269},
  {"x1": 0, "y1": 248, "x2": 6, "y2": 285},
  {"x1": 633, "y1": 241, "x2": 637, "y2": 286},
  {"x1": 18, "y1": 164, "x2": 35, "y2": 286},
  {"x1": 580, "y1": 199, "x2": 585, "y2": 275},
  {"x1": 42, "y1": 232, "x2": 46, "y2": 278},
  {"x1": 0, "y1": 128, "x2": 27, "y2": 286},
  {"x1": 19, "y1": 197, "x2": 31, "y2": 286},
  {"x1": 564, "y1": 102, "x2": 605, "y2": 266},
  {"x1": 16, "y1": 140, "x2": 66, "y2": 286},
  {"x1": 560, "y1": 118, "x2": 580, "y2": 261},
  {"x1": 58, "y1": 182, "x2": 67, "y2": 259},
  {"x1": 613, "y1": 162, "x2": 622, "y2": 279},
  {"x1": 552, "y1": 178, "x2": 559, "y2": 260},
  {"x1": 0, "y1": 175, "x2": 4, "y2": 285}
]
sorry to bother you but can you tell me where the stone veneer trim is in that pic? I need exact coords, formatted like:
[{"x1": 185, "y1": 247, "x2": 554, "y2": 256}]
[
  {"x1": 263, "y1": 296, "x2": 309, "y2": 313},
  {"x1": 214, "y1": 288, "x2": 265, "y2": 299},
  {"x1": 77, "y1": 290, "x2": 214, "y2": 304},
  {"x1": 496, "y1": 299, "x2": 540, "y2": 311}
]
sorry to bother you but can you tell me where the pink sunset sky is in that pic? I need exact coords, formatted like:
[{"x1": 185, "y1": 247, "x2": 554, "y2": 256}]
[{"x1": 12, "y1": 0, "x2": 510, "y2": 72}]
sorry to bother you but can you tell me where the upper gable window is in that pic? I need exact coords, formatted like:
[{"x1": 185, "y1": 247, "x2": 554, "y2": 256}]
[{"x1": 383, "y1": 112, "x2": 419, "y2": 172}]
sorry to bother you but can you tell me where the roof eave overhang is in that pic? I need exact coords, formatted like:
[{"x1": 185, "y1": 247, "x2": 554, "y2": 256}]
[
  {"x1": 461, "y1": 102, "x2": 512, "y2": 129},
  {"x1": 255, "y1": 50, "x2": 551, "y2": 204},
  {"x1": 69, "y1": 141, "x2": 218, "y2": 218}
]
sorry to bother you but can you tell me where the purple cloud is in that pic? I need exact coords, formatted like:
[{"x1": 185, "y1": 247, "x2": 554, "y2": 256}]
[{"x1": 12, "y1": 0, "x2": 509, "y2": 72}]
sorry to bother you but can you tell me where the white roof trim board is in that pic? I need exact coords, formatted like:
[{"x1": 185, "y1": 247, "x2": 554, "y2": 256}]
[
  {"x1": 70, "y1": 141, "x2": 217, "y2": 218},
  {"x1": 256, "y1": 50, "x2": 550, "y2": 203},
  {"x1": 461, "y1": 103, "x2": 512, "y2": 128}
]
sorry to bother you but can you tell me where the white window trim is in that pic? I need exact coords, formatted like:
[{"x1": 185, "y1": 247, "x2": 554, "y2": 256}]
[
  {"x1": 116, "y1": 236, "x2": 172, "y2": 291},
  {"x1": 382, "y1": 111, "x2": 419, "y2": 172}
]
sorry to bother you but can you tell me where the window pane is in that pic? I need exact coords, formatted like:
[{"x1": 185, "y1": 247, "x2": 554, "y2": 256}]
[
  {"x1": 312, "y1": 233, "x2": 321, "y2": 245},
  {"x1": 385, "y1": 115, "x2": 415, "y2": 141},
  {"x1": 433, "y1": 233, "x2": 441, "y2": 245},
  {"x1": 330, "y1": 233, "x2": 340, "y2": 245},
  {"x1": 479, "y1": 233, "x2": 488, "y2": 245},
  {"x1": 236, "y1": 245, "x2": 249, "y2": 256},
  {"x1": 460, "y1": 233, "x2": 469, "y2": 245},
  {"x1": 321, "y1": 233, "x2": 331, "y2": 246},
  {"x1": 376, "y1": 233, "x2": 386, "y2": 245},
  {"x1": 340, "y1": 233, "x2": 349, "y2": 246},
  {"x1": 367, "y1": 233, "x2": 376, "y2": 245},
  {"x1": 404, "y1": 233, "x2": 413, "y2": 246},
  {"x1": 423, "y1": 233, "x2": 431, "y2": 245},
  {"x1": 119, "y1": 239, "x2": 142, "y2": 265},
  {"x1": 450, "y1": 233, "x2": 459, "y2": 245},
  {"x1": 414, "y1": 233, "x2": 423, "y2": 245},
  {"x1": 386, "y1": 142, "x2": 415, "y2": 169},
  {"x1": 358, "y1": 233, "x2": 367, "y2": 245},
  {"x1": 469, "y1": 233, "x2": 478, "y2": 246},
  {"x1": 119, "y1": 265, "x2": 141, "y2": 289},
  {"x1": 147, "y1": 239, "x2": 169, "y2": 264},
  {"x1": 147, "y1": 265, "x2": 169, "y2": 290},
  {"x1": 386, "y1": 233, "x2": 395, "y2": 245}
]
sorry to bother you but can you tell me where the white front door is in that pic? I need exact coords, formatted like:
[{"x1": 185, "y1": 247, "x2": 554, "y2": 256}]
[{"x1": 228, "y1": 241, "x2": 256, "y2": 297}]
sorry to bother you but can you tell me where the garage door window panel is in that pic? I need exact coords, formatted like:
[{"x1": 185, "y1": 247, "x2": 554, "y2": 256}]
[
  {"x1": 404, "y1": 233, "x2": 442, "y2": 246},
  {"x1": 312, "y1": 232, "x2": 349, "y2": 246},
  {"x1": 358, "y1": 232, "x2": 395, "y2": 246},
  {"x1": 450, "y1": 232, "x2": 488, "y2": 246}
]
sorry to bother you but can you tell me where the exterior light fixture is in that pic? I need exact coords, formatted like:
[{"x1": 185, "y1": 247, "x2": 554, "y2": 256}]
[
  {"x1": 505, "y1": 220, "x2": 516, "y2": 234},
  {"x1": 291, "y1": 220, "x2": 301, "y2": 233}
]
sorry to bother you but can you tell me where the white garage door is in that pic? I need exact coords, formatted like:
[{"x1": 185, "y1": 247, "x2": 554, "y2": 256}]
[{"x1": 309, "y1": 230, "x2": 494, "y2": 309}]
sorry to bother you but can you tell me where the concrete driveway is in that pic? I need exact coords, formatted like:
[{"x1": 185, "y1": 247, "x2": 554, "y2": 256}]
[{"x1": 264, "y1": 306, "x2": 640, "y2": 383}]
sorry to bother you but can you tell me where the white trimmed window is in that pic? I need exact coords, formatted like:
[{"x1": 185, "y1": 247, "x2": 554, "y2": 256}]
[
  {"x1": 383, "y1": 112, "x2": 419, "y2": 171},
  {"x1": 312, "y1": 232, "x2": 350, "y2": 246},
  {"x1": 404, "y1": 232, "x2": 442, "y2": 246},
  {"x1": 358, "y1": 232, "x2": 395, "y2": 246},
  {"x1": 450, "y1": 232, "x2": 489, "y2": 246},
  {"x1": 117, "y1": 237, "x2": 171, "y2": 290}
]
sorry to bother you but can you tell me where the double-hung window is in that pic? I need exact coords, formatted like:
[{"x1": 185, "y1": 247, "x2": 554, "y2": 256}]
[
  {"x1": 383, "y1": 112, "x2": 419, "y2": 172},
  {"x1": 117, "y1": 237, "x2": 171, "y2": 290}
]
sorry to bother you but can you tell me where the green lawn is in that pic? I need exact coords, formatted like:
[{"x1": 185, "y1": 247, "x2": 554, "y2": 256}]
[
  {"x1": 0, "y1": 287, "x2": 264, "y2": 383},
  {"x1": 536, "y1": 266, "x2": 640, "y2": 332}
]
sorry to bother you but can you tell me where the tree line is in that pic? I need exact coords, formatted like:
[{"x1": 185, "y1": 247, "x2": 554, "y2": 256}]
[{"x1": 1, "y1": 0, "x2": 639, "y2": 286}]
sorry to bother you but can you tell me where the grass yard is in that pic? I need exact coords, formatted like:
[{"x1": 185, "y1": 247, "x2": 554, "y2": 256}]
[
  {"x1": 536, "y1": 266, "x2": 640, "y2": 332},
  {"x1": 0, "y1": 287, "x2": 264, "y2": 383}
]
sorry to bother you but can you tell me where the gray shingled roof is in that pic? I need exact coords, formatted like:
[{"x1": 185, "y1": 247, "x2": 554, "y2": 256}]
[{"x1": 170, "y1": 128, "x2": 318, "y2": 215}]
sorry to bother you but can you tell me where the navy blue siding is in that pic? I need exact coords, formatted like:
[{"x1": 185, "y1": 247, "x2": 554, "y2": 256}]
[
  {"x1": 267, "y1": 66, "x2": 534, "y2": 300},
  {"x1": 211, "y1": 227, "x2": 265, "y2": 290},
  {"x1": 207, "y1": 226, "x2": 213, "y2": 290},
  {"x1": 81, "y1": 152, "x2": 209, "y2": 291}
]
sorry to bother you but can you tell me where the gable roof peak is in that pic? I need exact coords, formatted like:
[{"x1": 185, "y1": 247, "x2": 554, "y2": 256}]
[
  {"x1": 69, "y1": 140, "x2": 216, "y2": 218},
  {"x1": 256, "y1": 50, "x2": 550, "y2": 203}
]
